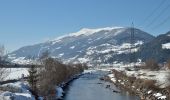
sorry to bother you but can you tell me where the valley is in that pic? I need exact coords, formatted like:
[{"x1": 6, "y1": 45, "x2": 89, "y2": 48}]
[{"x1": 1, "y1": 27, "x2": 170, "y2": 100}]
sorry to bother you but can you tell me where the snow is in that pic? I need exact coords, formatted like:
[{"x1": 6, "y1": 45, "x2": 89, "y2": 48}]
[
  {"x1": 147, "y1": 90, "x2": 152, "y2": 94},
  {"x1": 12, "y1": 57, "x2": 25, "y2": 63},
  {"x1": 0, "y1": 82, "x2": 35, "y2": 100},
  {"x1": 15, "y1": 93, "x2": 34, "y2": 99},
  {"x1": 86, "y1": 49, "x2": 95, "y2": 55},
  {"x1": 118, "y1": 80, "x2": 121, "y2": 82},
  {"x1": 110, "y1": 78, "x2": 116, "y2": 83},
  {"x1": 70, "y1": 46, "x2": 75, "y2": 49},
  {"x1": 106, "y1": 66, "x2": 169, "y2": 99},
  {"x1": 120, "y1": 41, "x2": 142, "y2": 49},
  {"x1": 59, "y1": 53, "x2": 64, "y2": 57},
  {"x1": 52, "y1": 35, "x2": 68, "y2": 42},
  {"x1": 86, "y1": 41, "x2": 141, "y2": 57},
  {"x1": 120, "y1": 43, "x2": 131, "y2": 48},
  {"x1": 50, "y1": 27, "x2": 124, "y2": 43},
  {"x1": 69, "y1": 27, "x2": 124, "y2": 37},
  {"x1": 99, "y1": 49, "x2": 114, "y2": 54},
  {"x1": 108, "y1": 73, "x2": 116, "y2": 83},
  {"x1": 55, "y1": 47, "x2": 61, "y2": 49},
  {"x1": 11, "y1": 57, "x2": 36, "y2": 65},
  {"x1": 108, "y1": 74, "x2": 114, "y2": 78},
  {"x1": 116, "y1": 67, "x2": 170, "y2": 88},
  {"x1": 153, "y1": 93, "x2": 162, "y2": 97},
  {"x1": 158, "y1": 95, "x2": 166, "y2": 99},
  {"x1": 68, "y1": 55, "x2": 78, "y2": 60},
  {"x1": 99, "y1": 43, "x2": 111, "y2": 46},
  {"x1": 153, "y1": 93, "x2": 167, "y2": 100},
  {"x1": 5, "y1": 68, "x2": 29, "y2": 81},
  {"x1": 8, "y1": 55, "x2": 16, "y2": 59},
  {"x1": 162, "y1": 43, "x2": 170, "y2": 49},
  {"x1": 77, "y1": 58, "x2": 89, "y2": 63},
  {"x1": 121, "y1": 82, "x2": 124, "y2": 85},
  {"x1": 83, "y1": 69, "x2": 97, "y2": 74},
  {"x1": 113, "y1": 29, "x2": 126, "y2": 36},
  {"x1": 56, "y1": 86, "x2": 64, "y2": 99},
  {"x1": 51, "y1": 39, "x2": 61, "y2": 45},
  {"x1": 132, "y1": 86, "x2": 135, "y2": 88},
  {"x1": 134, "y1": 41, "x2": 143, "y2": 46}
]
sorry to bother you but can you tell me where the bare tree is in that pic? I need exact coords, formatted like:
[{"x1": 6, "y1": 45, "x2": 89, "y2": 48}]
[
  {"x1": 0, "y1": 45, "x2": 8, "y2": 81},
  {"x1": 38, "y1": 58, "x2": 65, "y2": 95},
  {"x1": 0, "y1": 68, "x2": 8, "y2": 81},
  {"x1": 37, "y1": 57, "x2": 87, "y2": 98}
]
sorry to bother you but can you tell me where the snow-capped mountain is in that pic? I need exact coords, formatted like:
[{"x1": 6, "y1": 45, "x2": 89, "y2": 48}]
[{"x1": 8, "y1": 27, "x2": 154, "y2": 65}]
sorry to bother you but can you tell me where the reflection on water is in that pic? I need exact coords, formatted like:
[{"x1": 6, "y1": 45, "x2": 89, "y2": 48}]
[{"x1": 64, "y1": 70, "x2": 139, "y2": 100}]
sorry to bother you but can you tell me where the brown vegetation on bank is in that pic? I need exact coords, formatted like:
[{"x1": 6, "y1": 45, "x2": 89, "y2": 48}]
[
  {"x1": 110, "y1": 69, "x2": 170, "y2": 100},
  {"x1": 28, "y1": 56, "x2": 88, "y2": 99},
  {"x1": 141, "y1": 58, "x2": 160, "y2": 70}
]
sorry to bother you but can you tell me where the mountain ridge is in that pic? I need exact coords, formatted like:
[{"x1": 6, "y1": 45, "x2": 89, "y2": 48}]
[{"x1": 7, "y1": 27, "x2": 155, "y2": 65}]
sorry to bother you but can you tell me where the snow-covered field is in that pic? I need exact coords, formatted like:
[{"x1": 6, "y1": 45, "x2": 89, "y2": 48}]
[
  {"x1": 125, "y1": 69, "x2": 170, "y2": 88},
  {"x1": 5, "y1": 68, "x2": 29, "y2": 81},
  {"x1": 111, "y1": 66, "x2": 170, "y2": 88}
]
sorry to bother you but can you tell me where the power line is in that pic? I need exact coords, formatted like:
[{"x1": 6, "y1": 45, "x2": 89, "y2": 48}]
[
  {"x1": 139, "y1": 0, "x2": 167, "y2": 27},
  {"x1": 130, "y1": 22, "x2": 135, "y2": 64},
  {"x1": 146, "y1": 4, "x2": 170, "y2": 28},
  {"x1": 152, "y1": 15, "x2": 170, "y2": 30}
]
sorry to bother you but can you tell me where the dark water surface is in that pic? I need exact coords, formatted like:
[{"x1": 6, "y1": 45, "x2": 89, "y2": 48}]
[{"x1": 64, "y1": 70, "x2": 139, "y2": 100}]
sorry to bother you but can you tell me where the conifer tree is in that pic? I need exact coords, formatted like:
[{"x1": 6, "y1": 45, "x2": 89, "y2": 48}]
[{"x1": 28, "y1": 65, "x2": 38, "y2": 93}]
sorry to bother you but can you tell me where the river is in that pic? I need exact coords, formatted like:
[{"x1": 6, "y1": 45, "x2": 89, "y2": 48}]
[{"x1": 64, "y1": 70, "x2": 139, "y2": 100}]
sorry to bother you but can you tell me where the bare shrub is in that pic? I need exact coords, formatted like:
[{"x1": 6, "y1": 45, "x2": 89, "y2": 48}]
[
  {"x1": 128, "y1": 76, "x2": 136, "y2": 84},
  {"x1": 166, "y1": 59, "x2": 170, "y2": 70},
  {"x1": 143, "y1": 59, "x2": 159, "y2": 70},
  {"x1": 141, "y1": 79, "x2": 159, "y2": 91}
]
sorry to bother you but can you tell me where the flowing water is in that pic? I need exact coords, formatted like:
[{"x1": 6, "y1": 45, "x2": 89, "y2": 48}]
[{"x1": 64, "y1": 70, "x2": 139, "y2": 100}]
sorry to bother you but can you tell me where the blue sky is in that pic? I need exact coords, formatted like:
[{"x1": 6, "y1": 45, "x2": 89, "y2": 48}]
[{"x1": 0, "y1": 0, "x2": 170, "y2": 52}]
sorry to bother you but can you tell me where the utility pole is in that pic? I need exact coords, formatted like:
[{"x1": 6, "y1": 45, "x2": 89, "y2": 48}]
[{"x1": 130, "y1": 22, "x2": 135, "y2": 66}]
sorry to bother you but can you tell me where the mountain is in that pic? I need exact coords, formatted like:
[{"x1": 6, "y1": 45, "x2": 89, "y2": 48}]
[
  {"x1": 7, "y1": 27, "x2": 154, "y2": 65},
  {"x1": 138, "y1": 31, "x2": 170, "y2": 63}
]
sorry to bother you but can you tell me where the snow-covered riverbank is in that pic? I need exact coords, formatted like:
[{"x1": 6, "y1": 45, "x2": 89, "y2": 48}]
[
  {"x1": 0, "y1": 81, "x2": 35, "y2": 100},
  {"x1": 106, "y1": 67, "x2": 170, "y2": 100}
]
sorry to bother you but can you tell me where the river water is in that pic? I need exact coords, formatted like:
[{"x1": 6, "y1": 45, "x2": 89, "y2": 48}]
[{"x1": 64, "y1": 70, "x2": 139, "y2": 100}]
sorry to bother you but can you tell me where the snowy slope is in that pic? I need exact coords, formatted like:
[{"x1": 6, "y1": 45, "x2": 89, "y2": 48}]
[
  {"x1": 7, "y1": 27, "x2": 154, "y2": 66},
  {"x1": 162, "y1": 43, "x2": 170, "y2": 49}
]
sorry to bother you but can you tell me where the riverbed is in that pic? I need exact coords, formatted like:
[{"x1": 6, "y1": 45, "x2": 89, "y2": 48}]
[{"x1": 64, "y1": 70, "x2": 139, "y2": 100}]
